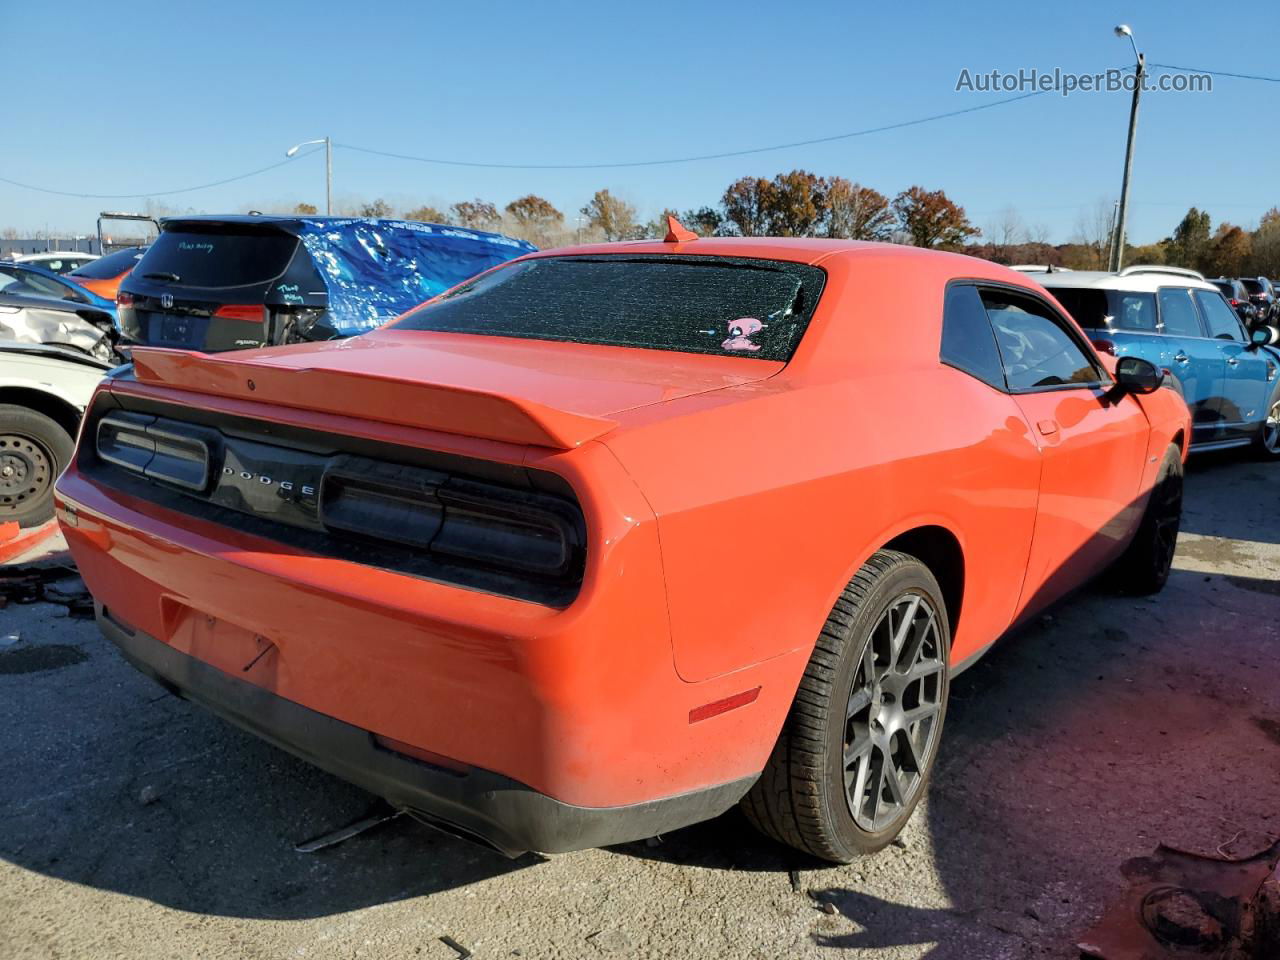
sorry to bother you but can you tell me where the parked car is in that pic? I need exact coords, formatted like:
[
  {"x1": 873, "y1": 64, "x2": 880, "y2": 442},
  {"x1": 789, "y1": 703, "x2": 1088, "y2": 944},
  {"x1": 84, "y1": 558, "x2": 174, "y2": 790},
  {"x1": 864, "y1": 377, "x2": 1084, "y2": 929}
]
[
  {"x1": 0, "y1": 262, "x2": 119, "y2": 317},
  {"x1": 16, "y1": 252, "x2": 99, "y2": 274},
  {"x1": 1033, "y1": 265, "x2": 1280, "y2": 457},
  {"x1": 0, "y1": 343, "x2": 111, "y2": 527},
  {"x1": 1209, "y1": 278, "x2": 1259, "y2": 325},
  {"x1": 58, "y1": 236, "x2": 1188, "y2": 862},
  {"x1": 117, "y1": 215, "x2": 535, "y2": 352},
  {"x1": 66, "y1": 246, "x2": 147, "y2": 300},
  {"x1": 1239, "y1": 277, "x2": 1279, "y2": 324},
  {"x1": 0, "y1": 264, "x2": 120, "y2": 363}
]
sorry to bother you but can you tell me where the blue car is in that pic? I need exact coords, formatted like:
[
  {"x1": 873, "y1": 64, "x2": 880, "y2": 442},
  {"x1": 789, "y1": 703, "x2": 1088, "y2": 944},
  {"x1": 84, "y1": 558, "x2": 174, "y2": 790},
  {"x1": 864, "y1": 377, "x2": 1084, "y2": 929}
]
[
  {"x1": 1033, "y1": 265, "x2": 1280, "y2": 457},
  {"x1": 0, "y1": 261, "x2": 119, "y2": 321},
  {"x1": 117, "y1": 215, "x2": 536, "y2": 352}
]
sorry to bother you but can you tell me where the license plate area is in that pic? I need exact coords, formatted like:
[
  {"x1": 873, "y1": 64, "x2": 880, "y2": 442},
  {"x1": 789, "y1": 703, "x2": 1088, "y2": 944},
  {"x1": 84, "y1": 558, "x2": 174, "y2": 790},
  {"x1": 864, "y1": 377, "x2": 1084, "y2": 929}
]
[
  {"x1": 161, "y1": 600, "x2": 276, "y2": 680},
  {"x1": 157, "y1": 314, "x2": 196, "y2": 345}
]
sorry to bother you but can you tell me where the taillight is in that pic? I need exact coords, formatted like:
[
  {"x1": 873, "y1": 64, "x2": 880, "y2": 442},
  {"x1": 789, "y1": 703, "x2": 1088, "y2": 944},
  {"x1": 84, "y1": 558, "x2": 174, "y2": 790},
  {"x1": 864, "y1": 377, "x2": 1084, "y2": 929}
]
[
  {"x1": 96, "y1": 413, "x2": 217, "y2": 492},
  {"x1": 1230, "y1": 299, "x2": 1241, "y2": 306},
  {"x1": 1091, "y1": 338, "x2": 1115, "y2": 355},
  {"x1": 116, "y1": 291, "x2": 134, "y2": 308},
  {"x1": 318, "y1": 455, "x2": 581, "y2": 581},
  {"x1": 212, "y1": 304, "x2": 265, "y2": 323}
]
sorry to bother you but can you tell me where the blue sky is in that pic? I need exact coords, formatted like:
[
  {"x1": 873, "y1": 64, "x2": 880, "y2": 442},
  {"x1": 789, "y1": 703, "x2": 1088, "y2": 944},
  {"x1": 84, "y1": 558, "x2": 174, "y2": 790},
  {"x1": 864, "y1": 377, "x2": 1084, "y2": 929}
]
[{"x1": 4, "y1": 0, "x2": 1276, "y2": 243}]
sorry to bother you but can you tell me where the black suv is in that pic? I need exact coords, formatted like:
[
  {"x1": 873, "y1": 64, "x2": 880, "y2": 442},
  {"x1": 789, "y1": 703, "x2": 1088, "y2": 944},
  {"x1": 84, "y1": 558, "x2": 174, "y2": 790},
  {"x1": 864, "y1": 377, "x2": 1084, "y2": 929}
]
[
  {"x1": 1210, "y1": 278, "x2": 1260, "y2": 324},
  {"x1": 117, "y1": 215, "x2": 534, "y2": 352},
  {"x1": 1239, "y1": 277, "x2": 1278, "y2": 324}
]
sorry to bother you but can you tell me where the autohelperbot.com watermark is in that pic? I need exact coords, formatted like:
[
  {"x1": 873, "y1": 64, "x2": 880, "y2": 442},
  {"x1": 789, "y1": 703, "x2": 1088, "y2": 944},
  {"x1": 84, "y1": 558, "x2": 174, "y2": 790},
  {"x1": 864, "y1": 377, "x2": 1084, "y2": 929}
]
[{"x1": 956, "y1": 67, "x2": 1211, "y2": 96}]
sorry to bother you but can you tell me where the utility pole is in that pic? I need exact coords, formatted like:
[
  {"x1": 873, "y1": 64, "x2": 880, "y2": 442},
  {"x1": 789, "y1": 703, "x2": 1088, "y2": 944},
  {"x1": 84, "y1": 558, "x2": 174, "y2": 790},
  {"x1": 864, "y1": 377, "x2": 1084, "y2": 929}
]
[
  {"x1": 286, "y1": 138, "x2": 333, "y2": 215},
  {"x1": 1109, "y1": 25, "x2": 1144, "y2": 272}
]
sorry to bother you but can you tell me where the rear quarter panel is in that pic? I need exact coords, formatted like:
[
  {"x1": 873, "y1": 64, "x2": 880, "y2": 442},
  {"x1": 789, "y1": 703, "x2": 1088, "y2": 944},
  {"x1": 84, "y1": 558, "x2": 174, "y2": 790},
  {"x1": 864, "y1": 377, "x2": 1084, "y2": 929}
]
[{"x1": 602, "y1": 252, "x2": 1045, "y2": 681}]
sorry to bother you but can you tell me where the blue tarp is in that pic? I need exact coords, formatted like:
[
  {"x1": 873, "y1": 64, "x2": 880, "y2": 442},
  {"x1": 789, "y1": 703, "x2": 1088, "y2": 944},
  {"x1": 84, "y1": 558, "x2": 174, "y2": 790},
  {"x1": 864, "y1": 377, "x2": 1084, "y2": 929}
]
[{"x1": 294, "y1": 219, "x2": 535, "y2": 336}]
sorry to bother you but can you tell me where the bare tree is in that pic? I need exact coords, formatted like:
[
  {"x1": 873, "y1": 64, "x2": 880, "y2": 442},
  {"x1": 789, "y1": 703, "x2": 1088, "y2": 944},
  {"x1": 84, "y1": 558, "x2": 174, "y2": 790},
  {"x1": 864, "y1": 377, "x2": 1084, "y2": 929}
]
[
  {"x1": 984, "y1": 206, "x2": 1025, "y2": 263},
  {"x1": 1070, "y1": 199, "x2": 1117, "y2": 269}
]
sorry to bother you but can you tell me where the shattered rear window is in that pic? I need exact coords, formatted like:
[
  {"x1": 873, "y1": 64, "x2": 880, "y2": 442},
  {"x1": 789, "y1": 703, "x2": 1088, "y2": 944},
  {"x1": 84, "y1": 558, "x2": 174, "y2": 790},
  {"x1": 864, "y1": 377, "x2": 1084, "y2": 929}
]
[{"x1": 392, "y1": 255, "x2": 827, "y2": 361}]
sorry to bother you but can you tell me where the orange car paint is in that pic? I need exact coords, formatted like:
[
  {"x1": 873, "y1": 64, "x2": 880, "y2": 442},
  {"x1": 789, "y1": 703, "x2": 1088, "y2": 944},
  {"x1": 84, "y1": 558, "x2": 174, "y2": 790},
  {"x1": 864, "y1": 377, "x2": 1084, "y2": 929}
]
[{"x1": 55, "y1": 238, "x2": 1189, "y2": 814}]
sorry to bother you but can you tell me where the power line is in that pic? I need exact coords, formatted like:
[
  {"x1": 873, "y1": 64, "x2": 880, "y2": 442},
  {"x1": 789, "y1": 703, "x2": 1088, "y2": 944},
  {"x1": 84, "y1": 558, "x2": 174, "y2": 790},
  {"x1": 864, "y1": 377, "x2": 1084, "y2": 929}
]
[
  {"x1": 1149, "y1": 62, "x2": 1280, "y2": 83},
  {"x1": 334, "y1": 90, "x2": 1049, "y2": 170},
  {"x1": 0, "y1": 150, "x2": 319, "y2": 200}
]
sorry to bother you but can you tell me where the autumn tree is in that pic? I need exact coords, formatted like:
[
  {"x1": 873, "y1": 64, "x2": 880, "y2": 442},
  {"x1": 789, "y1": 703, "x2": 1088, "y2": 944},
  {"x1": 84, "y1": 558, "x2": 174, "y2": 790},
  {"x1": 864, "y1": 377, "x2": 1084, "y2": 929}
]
[
  {"x1": 824, "y1": 179, "x2": 893, "y2": 241},
  {"x1": 504, "y1": 194, "x2": 563, "y2": 245},
  {"x1": 1163, "y1": 207, "x2": 1212, "y2": 269},
  {"x1": 1203, "y1": 224, "x2": 1252, "y2": 277},
  {"x1": 757, "y1": 170, "x2": 822, "y2": 236},
  {"x1": 722, "y1": 177, "x2": 775, "y2": 236},
  {"x1": 892, "y1": 186, "x2": 979, "y2": 249},
  {"x1": 451, "y1": 199, "x2": 501, "y2": 229},
  {"x1": 1250, "y1": 207, "x2": 1280, "y2": 276},
  {"x1": 293, "y1": 202, "x2": 318, "y2": 215},
  {"x1": 403, "y1": 205, "x2": 452, "y2": 224},
  {"x1": 357, "y1": 199, "x2": 393, "y2": 218},
  {"x1": 681, "y1": 206, "x2": 724, "y2": 237},
  {"x1": 506, "y1": 194, "x2": 563, "y2": 228},
  {"x1": 580, "y1": 189, "x2": 636, "y2": 241}
]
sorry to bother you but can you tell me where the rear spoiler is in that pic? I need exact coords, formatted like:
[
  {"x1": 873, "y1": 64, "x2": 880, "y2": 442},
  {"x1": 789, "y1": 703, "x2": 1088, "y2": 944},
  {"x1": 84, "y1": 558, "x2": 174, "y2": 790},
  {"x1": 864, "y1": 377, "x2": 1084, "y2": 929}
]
[{"x1": 126, "y1": 347, "x2": 617, "y2": 451}]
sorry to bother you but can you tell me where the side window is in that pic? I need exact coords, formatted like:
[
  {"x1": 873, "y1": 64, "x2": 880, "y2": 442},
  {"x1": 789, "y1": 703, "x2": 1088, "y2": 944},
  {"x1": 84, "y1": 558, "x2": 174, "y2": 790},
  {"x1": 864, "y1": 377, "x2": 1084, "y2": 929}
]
[
  {"x1": 981, "y1": 289, "x2": 1102, "y2": 391},
  {"x1": 1193, "y1": 289, "x2": 1245, "y2": 341},
  {"x1": 940, "y1": 284, "x2": 1006, "y2": 389},
  {"x1": 1110, "y1": 292, "x2": 1158, "y2": 331},
  {"x1": 1157, "y1": 288, "x2": 1203, "y2": 337}
]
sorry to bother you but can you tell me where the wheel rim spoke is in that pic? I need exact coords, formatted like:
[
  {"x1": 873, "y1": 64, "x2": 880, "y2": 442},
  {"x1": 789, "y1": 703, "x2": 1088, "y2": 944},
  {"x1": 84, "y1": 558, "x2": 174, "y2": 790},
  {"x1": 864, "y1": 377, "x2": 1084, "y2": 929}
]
[
  {"x1": 889, "y1": 595, "x2": 921, "y2": 665},
  {"x1": 846, "y1": 686, "x2": 873, "y2": 719}
]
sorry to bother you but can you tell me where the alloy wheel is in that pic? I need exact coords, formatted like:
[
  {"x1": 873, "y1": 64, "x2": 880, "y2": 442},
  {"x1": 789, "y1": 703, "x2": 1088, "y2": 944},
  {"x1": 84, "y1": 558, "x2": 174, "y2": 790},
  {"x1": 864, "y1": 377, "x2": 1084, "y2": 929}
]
[
  {"x1": 1265, "y1": 399, "x2": 1280, "y2": 455},
  {"x1": 0, "y1": 433, "x2": 53, "y2": 517},
  {"x1": 1151, "y1": 465, "x2": 1183, "y2": 577},
  {"x1": 843, "y1": 593, "x2": 945, "y2": 832}
]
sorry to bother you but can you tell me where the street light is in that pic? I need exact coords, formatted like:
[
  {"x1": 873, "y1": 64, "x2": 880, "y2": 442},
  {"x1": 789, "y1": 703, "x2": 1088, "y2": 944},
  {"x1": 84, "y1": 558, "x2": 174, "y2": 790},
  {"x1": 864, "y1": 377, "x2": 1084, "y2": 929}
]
[
  {"x1": 285, "y1": 137, "x2": 332, "y2": 215},
  {"x1": 1108, "y1": 25, "x2": 1144, "y2": 272}
]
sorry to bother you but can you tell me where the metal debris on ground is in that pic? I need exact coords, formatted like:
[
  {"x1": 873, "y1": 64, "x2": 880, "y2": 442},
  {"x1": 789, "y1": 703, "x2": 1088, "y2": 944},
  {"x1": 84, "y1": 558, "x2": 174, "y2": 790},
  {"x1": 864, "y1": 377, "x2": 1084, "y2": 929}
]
[
  {"x1": 438, "y1": 935, "x2": 472, "y2": 959},
  {"x1": 1078, "y1": 837, "x2": 1280, "y2": 959},
  {"x1": 293, "y1": 804, "x2": 404, "y2": 853},
  {"x1": 0, "y1": 564, "x2": 92, "y2": 617}
]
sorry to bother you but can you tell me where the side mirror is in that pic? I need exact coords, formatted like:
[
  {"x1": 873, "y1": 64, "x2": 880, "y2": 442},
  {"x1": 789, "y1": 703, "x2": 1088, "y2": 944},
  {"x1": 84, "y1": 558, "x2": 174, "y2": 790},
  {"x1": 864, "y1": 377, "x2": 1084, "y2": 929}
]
[
  {"x1": 1251, "y1": 325, "x2": 1280, "y2": 347},
  {"x1": 1114, "y1": 356, "x2": 1164, "y2": 395}
]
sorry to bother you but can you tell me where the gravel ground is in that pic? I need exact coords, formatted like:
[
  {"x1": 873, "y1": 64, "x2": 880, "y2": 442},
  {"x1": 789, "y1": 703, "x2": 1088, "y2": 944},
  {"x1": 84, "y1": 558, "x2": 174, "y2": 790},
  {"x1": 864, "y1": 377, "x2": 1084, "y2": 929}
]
[{"x1": 1, "y1": 451, "x2": 1278, "y2": 960}]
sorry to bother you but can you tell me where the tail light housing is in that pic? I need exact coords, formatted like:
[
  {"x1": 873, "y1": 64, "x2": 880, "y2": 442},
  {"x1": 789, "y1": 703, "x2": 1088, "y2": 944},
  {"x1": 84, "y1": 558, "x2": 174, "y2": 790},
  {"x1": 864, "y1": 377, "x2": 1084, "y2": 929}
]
[
  {"x1": 116, "y1": 291, "x2": 134, "y2": 308},
  {"x1": 1090, "y1": 337, "x2": 1115, "y2": 355}
]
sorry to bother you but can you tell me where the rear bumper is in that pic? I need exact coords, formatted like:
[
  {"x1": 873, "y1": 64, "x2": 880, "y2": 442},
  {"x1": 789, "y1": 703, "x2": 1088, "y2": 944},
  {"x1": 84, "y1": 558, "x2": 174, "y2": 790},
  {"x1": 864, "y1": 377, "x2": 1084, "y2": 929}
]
[{"x1": 98, "y1": 604, "x2": 754, "y2": 857}]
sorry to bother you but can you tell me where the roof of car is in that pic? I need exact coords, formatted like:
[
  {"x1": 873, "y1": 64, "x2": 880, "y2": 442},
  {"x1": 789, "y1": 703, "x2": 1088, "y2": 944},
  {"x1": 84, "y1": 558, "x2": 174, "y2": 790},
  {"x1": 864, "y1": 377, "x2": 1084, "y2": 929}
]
[
  {"x1": 1031, "y1": 266, "x2": 1218, "y2": 293},
  {"x1": 522, "y1": 236, "x2": 1000, "y2": 269},
  {"x1": 158, "y1": 214, "x2": 523, "y2": 244}
]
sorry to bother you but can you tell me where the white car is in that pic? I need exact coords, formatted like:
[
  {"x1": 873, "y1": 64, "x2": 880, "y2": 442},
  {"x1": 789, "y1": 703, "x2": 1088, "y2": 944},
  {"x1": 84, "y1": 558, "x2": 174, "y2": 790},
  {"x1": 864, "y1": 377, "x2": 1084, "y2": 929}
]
[
  {"x1": 0, "y1": 343, "x2": 111, "y2": 527},
  {"x1": 14, "y1": 252, "x2": 99, "y2": 275}
]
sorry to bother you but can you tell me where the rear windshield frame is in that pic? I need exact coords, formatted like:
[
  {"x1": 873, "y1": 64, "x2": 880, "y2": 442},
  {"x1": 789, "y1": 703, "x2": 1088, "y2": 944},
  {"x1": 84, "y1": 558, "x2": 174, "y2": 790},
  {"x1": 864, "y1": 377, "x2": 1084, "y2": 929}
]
[{"x1": 391, "y1": 253, "x2": 828, "y2": 362}]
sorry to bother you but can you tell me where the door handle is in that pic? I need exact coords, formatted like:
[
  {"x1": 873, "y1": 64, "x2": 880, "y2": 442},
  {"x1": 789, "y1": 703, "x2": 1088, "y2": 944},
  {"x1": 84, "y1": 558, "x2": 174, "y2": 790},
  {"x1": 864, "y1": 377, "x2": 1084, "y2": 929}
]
[
  {"x1": 1174, "y1": 353, "x2": 1189, "y2": 364},
  {"x1": 1227, "y1": 357, "x2": 1239, "y2": 367},
  {"x1": 1036, "y1": 419, "x2": 1059, "y2": 437}
]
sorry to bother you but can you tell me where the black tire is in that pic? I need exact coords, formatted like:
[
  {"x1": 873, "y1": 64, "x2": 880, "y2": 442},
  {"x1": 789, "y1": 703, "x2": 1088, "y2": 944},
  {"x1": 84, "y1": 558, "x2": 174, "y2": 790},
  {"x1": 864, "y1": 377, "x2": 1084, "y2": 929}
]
[
  {"x1": 1253, "y1": 383, "x2": 1280, "y2": 461},
  {"x1": 741, "y1": 550, "x2": 950, "y2": 862},
  {"x1": 0, "y1": 404, "x2": 74, "y2": 528},
  {"x1": 1111, "y1": 443, "x2": 1183, "y2": 595}
]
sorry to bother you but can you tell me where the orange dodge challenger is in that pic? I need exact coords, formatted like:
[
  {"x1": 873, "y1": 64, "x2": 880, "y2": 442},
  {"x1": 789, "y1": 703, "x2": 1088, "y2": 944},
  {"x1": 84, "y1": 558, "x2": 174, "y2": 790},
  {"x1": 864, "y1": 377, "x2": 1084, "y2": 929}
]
[{"x1": 55, "y1": 233, "x2": 1189, "y2": 862}]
